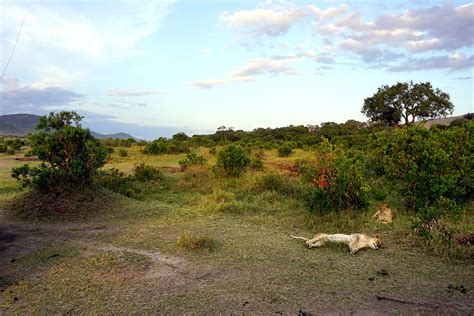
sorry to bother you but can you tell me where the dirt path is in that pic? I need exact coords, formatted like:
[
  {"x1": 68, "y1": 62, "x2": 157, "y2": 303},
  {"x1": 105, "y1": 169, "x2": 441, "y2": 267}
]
[{"x1": 1, "y1": 217, "x2": 473, "y2": 314}]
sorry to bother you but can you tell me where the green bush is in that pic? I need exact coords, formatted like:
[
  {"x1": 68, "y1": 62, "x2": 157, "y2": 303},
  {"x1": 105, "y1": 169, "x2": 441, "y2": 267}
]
[
  {"x1": 143, "y1": 138, "x2": 190, "y2": 155},
  {"x1": 179, "y1": 152, "x2": 207, "y2": 170},
  {"x1": 215, "y1": 144, "x2": 250, "y2": 177},
  {"x1": 303, "y1": 139, "x2": 370, "y2": 213},
  {"x1": 0, "y1": 143, "x2": 6, "y2": 153},
  {"x1": 96, "y1": 168, "x2": 140, "y2": 198},
  {"x1": 369, "y1": 124, "x2": 473, "y2": 212},
  {"x1": 295, "y1": 159, "x2": 317, "y2": 184},
  {"x1": 5, "y1": 138, "x2": 23, "y2": 150},
  {"x1": 254, "y1": 173, "x2": 303, "y2": 197},
  {"x1": 209, "y1": 147, "x2": 217, "y2": 155},
  {"x1": 277, "y1": 143, "x2": 293, "y2": 157},
  {"x1": 119, "y1": 149, "x2": 128, "y2": 157},
  {"x1": 11, "y1": 112, "x2": 107, "y2": 191},
  {"x1": 133, "y1": 163, "x2": 163, "y2": 182}
]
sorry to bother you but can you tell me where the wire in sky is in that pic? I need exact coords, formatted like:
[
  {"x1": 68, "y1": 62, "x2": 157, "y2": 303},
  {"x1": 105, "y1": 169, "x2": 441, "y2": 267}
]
[{"x1": 1, "y1": 14, "x2": 27, "y2": 80}]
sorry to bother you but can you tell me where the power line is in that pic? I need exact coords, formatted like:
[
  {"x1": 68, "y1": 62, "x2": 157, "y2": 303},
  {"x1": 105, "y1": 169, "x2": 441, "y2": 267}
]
[{"x1": 1, "y1": 14, "x2": 27, "y2": 80}]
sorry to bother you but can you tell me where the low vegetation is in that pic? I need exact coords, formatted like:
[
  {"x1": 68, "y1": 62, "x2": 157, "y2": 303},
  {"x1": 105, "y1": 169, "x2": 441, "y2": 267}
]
[{"x1": 1, "y1": 103, "x2": 472, "y2": 314}]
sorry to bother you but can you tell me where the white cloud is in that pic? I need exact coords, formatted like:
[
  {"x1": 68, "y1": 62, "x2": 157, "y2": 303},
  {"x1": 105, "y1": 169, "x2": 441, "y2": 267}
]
[
  {"x1": 1, "y1": 0, "x2": 175, "y2": 85},
  {"x1": 192, "y1": 76, "x2": 256, "y2": 89},
  {"x1": 307, "y1": 4, "x2": 348, "y2": 20},
  {"x1": 220, "y1": 2, "x2": 306, "y2": 37},
  {"x1": 192, "y1": 56, "x2": 299, "y2": 89},
  {"x1": 231, "y1": 59, "x2": 294, "y2": 76},
  {"x1": 389, "y1": 52, "x2": 474, "y2": 72},
  {"x1": 107, "y1": 88, "x2": 163, "y2": 97}
]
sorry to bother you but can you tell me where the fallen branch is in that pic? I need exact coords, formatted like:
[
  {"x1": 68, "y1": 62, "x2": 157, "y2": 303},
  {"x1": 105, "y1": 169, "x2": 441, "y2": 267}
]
[{"x1": 376, "y1": 295, "x2": 439, "y2": 308}]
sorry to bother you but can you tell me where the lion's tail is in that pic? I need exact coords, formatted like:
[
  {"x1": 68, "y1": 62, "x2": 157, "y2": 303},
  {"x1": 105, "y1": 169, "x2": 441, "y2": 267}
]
[{"x1": 290, "y1": 234, "x2": 309, "y2": 241}]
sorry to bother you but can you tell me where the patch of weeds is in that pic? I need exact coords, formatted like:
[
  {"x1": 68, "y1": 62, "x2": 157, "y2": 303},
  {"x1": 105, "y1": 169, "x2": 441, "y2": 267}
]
[
  {"x1": 412, "y1": 215, "x2": 473, "y2": 260},
  {"x1": 177, "y1": 166, "x2": 216, "y2": 194},
  {"x1": 254, "y1": 173, "x2": 305, "y2": 197},
  {"x1": 216, "y1": 201, "x2": 260, "y2": 214},
  {"x1": 176, "y1": 233, "x2": 217, "y2": 252},
  {"x1": 119, "y1": 149, "x2": 128, "y2": 157}
]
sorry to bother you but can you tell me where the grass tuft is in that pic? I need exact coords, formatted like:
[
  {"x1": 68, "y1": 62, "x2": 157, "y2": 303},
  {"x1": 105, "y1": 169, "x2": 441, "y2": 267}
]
[{"x1": 176, "y1": 233, "x2": 217, "y2": 251}]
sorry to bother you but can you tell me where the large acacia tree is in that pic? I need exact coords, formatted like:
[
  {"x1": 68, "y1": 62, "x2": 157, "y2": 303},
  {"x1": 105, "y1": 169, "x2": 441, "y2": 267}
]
[{"x1": 362, "y1": 81, "x2": 454, "y2": 126}]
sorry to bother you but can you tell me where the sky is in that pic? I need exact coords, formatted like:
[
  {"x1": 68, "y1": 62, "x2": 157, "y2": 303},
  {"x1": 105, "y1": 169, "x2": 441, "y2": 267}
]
[{"x1": 1, "y1": 0, "x2": 473, "y2": 139}]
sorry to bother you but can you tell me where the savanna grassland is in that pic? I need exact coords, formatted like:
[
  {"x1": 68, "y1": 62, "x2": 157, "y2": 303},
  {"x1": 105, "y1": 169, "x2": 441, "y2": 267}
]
[{"x1": 1, "y1": 141, "x2": 473, "y2": 315}]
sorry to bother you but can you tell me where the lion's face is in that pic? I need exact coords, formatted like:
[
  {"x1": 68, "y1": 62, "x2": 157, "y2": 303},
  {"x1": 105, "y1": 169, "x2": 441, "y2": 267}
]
[{"x1": 371, "y1": 234, "x2": 382, "y2": 249}]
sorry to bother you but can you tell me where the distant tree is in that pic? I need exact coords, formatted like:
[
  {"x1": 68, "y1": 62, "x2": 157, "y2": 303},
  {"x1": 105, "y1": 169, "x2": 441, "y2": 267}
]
[
  {"x1": 172, "y1": 132, "x2": 190, "y2": 142},
  {"x1": 362, "y1": 81, "x2": 454, "y2": 126}
]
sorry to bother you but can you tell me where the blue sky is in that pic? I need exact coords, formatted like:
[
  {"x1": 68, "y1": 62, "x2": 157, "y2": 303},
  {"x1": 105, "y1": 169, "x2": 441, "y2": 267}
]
[{"x1": 1, "y1": 0, "x2": 473, "y2": 139}]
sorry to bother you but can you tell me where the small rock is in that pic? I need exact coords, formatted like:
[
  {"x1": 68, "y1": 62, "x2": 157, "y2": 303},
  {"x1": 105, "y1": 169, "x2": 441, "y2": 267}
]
[
  {"x1": 298, "y1": 309, "x2": 312, "y2": 316},
  {"x1": 368, "y1": 277, "x2": 374, "y2": 281},
  {"x1": 376, "y1": 269, "x2": 389, "y2": 276}
]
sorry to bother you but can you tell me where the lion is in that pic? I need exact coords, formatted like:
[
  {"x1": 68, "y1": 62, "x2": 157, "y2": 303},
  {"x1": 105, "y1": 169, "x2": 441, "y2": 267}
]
[
  {"x1": 372, "y1": 203, "x2": 394, "y2": 224},
  {"x1": 290, "y1": 233, "x2": 382, "y2": 254}
]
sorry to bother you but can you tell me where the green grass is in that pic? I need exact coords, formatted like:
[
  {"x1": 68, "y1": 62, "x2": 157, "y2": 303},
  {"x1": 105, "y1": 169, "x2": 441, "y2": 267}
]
[{"x1": 0, "y1": 146, "x2": 473, "y2": 314}]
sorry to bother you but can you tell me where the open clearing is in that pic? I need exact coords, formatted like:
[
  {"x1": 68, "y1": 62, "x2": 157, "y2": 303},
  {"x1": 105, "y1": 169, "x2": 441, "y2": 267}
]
[{"x1": 1, "y1": 147, "x2": 473, "y2": 314}]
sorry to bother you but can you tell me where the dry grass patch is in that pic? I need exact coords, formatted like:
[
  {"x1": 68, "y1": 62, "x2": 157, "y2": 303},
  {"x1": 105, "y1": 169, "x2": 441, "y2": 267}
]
[{"x1": 176, "y1": 233, "x2": 217, "y2": 252}]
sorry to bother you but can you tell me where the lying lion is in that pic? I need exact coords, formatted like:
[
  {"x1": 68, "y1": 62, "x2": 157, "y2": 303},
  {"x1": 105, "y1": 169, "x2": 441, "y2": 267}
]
[
  {"x1": 291, "y1": 233, "x2": 382, "y2": 254},
  {"x1": 372, "y1": 203, "x2": 394, "y2": 224}
]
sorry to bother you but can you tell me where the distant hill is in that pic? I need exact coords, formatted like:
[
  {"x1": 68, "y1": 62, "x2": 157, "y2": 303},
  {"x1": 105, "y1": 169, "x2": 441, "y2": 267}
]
[
  {"x1": 91, "y1": 131, "x2": 137, "y2": 140},
  {"x1": 0, "y1": 114, "x2": 137, "y2": 140},
  {"x1": 422, "y1": 114, "x2": 468, "y2": 128},
  {"x1": 0, "y1": 114, "x2": 42, "y2": 136}
]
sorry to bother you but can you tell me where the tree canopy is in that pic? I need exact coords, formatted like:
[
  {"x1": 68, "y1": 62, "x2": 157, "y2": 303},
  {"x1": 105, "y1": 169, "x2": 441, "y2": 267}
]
[
  {"x1": 362, "y1": 81, "x2": 454, "y2": 126},
  {"x1": 12, "y1": 111, "x2": 107, "y2": 190}
]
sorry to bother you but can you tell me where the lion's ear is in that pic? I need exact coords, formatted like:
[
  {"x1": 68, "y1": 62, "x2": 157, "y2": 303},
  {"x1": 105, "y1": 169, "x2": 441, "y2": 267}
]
[{"x1": 375, "y1": 234, "x2": 380, "y2": 238}]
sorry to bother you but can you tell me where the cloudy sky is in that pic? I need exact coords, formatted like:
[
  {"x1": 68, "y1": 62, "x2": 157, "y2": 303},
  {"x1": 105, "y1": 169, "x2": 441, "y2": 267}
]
[{"x1": 1, "y1": 0, "x2": 473, "y2": 139}]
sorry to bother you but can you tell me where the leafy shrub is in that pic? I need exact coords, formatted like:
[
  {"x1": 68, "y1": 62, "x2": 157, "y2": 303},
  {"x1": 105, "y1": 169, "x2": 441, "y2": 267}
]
[
  {"x1": 368, "y1": 124, "x2": 473, "y2": 212},
  {"x1": 100, "y1": 138, "x2": 135, "y2": 147},
  {"x1": 133, "y1": 163, "x2": 163, "y2": 182},
  {"x1": 143, "y1": 138, "x2": 190, "y2": 155},
  {"x1": 277, "y1": 143, "x2": 293, "y2": 157},
  {"x1": 303, "y1": 139, "x2": 370, "y2": 213},
  {"x1": 119, "y1": 149, "x2": 128, "y2": 157},
  {"x1": 215, "y1": 144, "x2": 250, "y2": 177},
  {"x1": 5, "y1": 138, "x2": 23, "y2": 150},
  {"x1": 96, "y1": 168, "x2": 140, "y2": 198},
  {"x1": 0, "y1": 144, "x2": 6, "y2": 153},
  {"x1": 11, "y1": 112, "x2": 107, "y2": 191},
  {"x1": 295, "y1": 159, "x2": 317, "y2": 183},
  {"x1": 254, "y1": 173, "x2": 303, "y2": 197},
  {"x1": 7, "y1": 149, "x2": 15, "y2": 155},
  {"x1": 179, "y1": 152, "x2": 207, "y2": 171},
  {"x1": 209, "y1": 147, "x2": 217, "y2": 155},
  {"x1": 106, "y1": 147, "x2": 115, "y2": 154}
]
